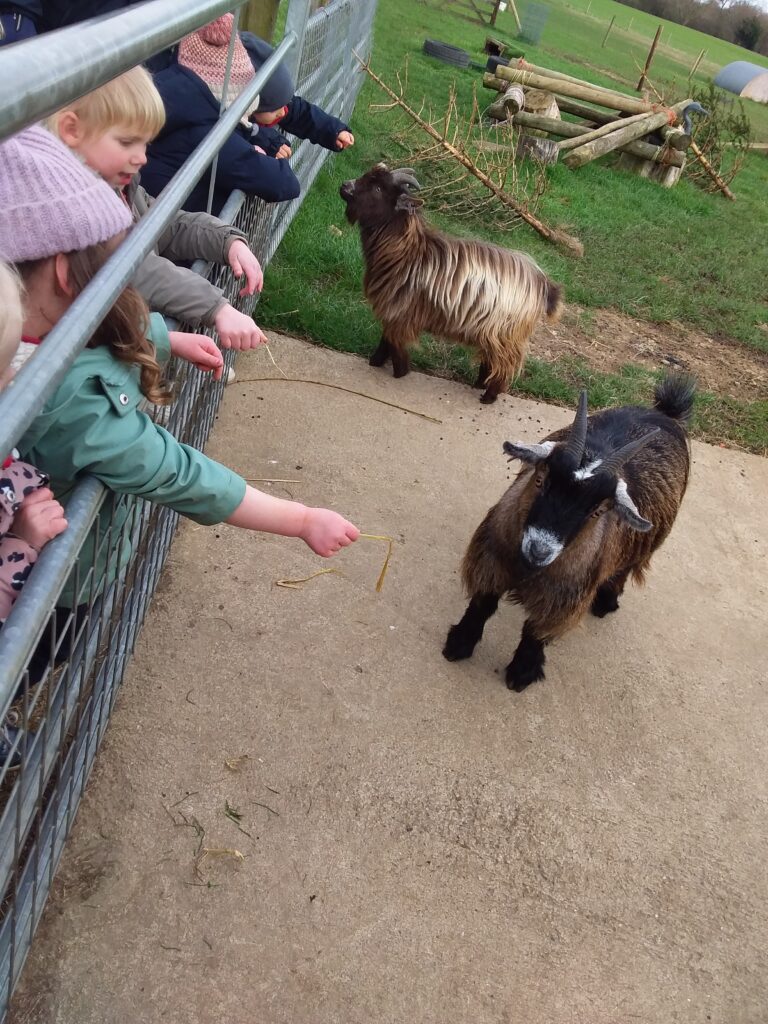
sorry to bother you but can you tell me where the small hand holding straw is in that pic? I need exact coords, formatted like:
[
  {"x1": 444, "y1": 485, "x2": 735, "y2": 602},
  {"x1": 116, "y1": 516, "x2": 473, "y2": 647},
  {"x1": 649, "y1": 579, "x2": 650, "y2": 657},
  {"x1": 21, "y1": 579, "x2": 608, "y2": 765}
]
[{"x1": 276, "y1": 532, "x2": 394, "y2": 593}]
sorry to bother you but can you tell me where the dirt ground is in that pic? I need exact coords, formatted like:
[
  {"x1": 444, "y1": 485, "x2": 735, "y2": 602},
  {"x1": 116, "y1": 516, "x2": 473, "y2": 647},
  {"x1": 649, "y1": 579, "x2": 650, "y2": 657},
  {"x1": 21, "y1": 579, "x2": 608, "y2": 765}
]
[
  {"x1": 539, "y1": 305, "x2": 768, "y2": 401},
  {"x1": 9, "y1": 335, "x2": 768, "y2": 1024}
]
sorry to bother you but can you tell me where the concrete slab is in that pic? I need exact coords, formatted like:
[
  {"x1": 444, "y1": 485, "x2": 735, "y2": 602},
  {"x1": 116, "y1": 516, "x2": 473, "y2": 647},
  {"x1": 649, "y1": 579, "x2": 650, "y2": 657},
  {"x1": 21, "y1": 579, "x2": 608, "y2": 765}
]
[{"x1": 9, "y1": 336, "x2": 768, "y2": 1024}]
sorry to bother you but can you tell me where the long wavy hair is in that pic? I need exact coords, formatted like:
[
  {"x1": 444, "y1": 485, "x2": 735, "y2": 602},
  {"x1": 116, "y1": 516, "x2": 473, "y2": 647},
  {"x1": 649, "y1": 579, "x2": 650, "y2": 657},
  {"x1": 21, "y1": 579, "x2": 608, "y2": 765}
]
[{"x1": 21, "y1": 242, "x2": 172, "y2": 406}]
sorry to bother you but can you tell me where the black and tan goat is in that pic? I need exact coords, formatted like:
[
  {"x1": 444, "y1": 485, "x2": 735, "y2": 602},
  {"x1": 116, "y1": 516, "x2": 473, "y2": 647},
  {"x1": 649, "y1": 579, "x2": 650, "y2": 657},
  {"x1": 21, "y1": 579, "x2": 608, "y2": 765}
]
[
  {"x1": 340, "y1": 163, "x2": 563, "y2": 404},
  {"x1": 443, "y1": 376, "x2": 695, "y2": 690}
]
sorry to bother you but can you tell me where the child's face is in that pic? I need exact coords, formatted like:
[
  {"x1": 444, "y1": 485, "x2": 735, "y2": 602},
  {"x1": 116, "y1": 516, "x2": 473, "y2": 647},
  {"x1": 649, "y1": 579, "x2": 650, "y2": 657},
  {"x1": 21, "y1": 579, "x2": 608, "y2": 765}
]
[
  {"x1": 75, "y1": 123, "x2": 152, "y2": 190},
  {"x1": 251, "y1": 106, "x2": 288, "y2": 127}
]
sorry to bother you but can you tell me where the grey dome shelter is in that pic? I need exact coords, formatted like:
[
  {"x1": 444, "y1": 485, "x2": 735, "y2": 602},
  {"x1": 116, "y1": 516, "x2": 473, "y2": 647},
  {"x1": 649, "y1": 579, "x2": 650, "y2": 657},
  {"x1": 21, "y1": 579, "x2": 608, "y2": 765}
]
[{"x1": 714, "y1": 61, "x2": 768, "y2": 103}]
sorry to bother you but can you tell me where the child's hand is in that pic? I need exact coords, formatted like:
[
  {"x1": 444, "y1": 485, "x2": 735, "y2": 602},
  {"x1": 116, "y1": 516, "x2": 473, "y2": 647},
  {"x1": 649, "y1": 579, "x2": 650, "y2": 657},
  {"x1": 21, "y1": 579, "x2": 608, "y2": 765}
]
[
  {"x1": 227, "y1": 240, "x2": 264, "y2": 296},
  {"x1": 214, "y1": 305, "x2": 268, "y2": 351},
  {"x1": 275, "y1": 143, "x2": 292, "y2": 159},
  {"x1": 300, "y1": 507, "x2": 360, "y2": 558},
  {"x1": 13, "y1": 488, "x2": 68, "y2": 552},
  {"x1": 168, "y1": 331, "x2": 224, "y2": 380},
  {"x1": 335, "y1": 130, "x2": 355, "y2": 150}
]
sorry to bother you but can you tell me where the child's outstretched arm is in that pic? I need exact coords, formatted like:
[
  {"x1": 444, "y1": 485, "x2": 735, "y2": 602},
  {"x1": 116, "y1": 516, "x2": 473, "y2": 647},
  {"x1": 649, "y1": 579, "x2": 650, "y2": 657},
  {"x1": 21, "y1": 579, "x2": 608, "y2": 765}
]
[
  {"x1": 226, "y1": 487, "x2": 359, "y2": 558},
  {"x1": 275, "y1": 96, "x2": 352, "y2": 152}
]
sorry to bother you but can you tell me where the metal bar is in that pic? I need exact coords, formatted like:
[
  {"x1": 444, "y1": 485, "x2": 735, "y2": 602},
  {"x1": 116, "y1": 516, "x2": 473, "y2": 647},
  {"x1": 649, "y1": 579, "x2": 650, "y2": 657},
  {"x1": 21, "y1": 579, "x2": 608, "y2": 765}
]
[
  {"x1": 0, "y1": 0, "x2": 245, "y2": 140},
  {"x1": 207, "y1": 6, "x2": 242, "y2": 215},
  {"x1": 0, "y1": 31, "x2": 296, "y2": 460}
]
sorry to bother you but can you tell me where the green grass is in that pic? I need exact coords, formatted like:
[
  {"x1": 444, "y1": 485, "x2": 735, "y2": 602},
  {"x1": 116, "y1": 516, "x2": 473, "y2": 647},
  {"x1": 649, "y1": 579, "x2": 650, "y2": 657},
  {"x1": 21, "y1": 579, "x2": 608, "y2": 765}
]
[{"x1": 261, "y1": 0, "x2": 768, "y2": 452}]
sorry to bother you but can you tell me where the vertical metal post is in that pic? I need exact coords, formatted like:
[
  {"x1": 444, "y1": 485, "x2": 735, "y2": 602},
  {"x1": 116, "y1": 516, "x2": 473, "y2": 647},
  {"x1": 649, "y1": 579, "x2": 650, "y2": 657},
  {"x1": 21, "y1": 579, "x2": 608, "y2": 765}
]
[{"x1": 283, "y1": 0, "x2": 312, "y2": 81}]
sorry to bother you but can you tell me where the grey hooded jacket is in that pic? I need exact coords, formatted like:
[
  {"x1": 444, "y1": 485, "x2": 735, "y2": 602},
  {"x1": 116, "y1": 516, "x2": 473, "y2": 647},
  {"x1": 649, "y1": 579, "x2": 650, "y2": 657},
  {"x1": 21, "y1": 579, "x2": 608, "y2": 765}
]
[{"x1": 128, "y1": 178, "x2": 248, "y2": 327}]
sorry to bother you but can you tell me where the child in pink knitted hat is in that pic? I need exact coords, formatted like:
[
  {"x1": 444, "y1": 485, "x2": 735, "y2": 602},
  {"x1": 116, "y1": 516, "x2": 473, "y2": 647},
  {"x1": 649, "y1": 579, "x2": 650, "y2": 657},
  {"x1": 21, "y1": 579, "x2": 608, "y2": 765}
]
[{"x1": 144, "y1": 14, "x2": 356, "y2": 214}]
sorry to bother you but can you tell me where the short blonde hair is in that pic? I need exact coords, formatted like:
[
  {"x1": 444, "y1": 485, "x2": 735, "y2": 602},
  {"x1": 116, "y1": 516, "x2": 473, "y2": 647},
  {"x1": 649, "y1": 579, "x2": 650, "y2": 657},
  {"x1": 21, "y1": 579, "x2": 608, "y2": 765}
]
[
  {"x1": 0, "y1": 262, "x2": 23, "y2": 380},
  {"x1": 48, "y1": 65, "x2": 165, "y2": 140}
]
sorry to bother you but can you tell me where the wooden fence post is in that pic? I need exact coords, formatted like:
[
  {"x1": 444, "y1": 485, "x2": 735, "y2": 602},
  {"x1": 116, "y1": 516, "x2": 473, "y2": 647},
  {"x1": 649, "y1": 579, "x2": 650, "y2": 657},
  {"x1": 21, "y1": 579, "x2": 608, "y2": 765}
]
[
  {"x1": 636, "y1": 24, "x2": 662, "y2": 91},
  {"x1": 601, "y1": 15, "x2": 615, "y2": 47},
  {"x1": 240, "y1": 0, "x2": 282, "y2": 42}
]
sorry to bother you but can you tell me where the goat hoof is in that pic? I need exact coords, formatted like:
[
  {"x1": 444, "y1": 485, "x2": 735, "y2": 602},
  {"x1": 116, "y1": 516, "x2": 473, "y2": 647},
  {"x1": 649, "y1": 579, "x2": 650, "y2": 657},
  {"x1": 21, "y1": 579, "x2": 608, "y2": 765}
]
[
  {"x1": 591, "y1": 587, "x2": 620, "y2": 618},
  {"x1": 479, "y1": 391, "x2": 498, "y2": 404},
  {"x1": 504, "y1": 658, "x2": 545, "y2": 692},
  {"x1": 442, "y1": 625, "x2": 477, "y2": 662},
  {"x1": 369, "y1": 350, "x2": 389, "y2": 367},
  {"x1": 392, "y1": 365, "x2": 410, "y2": 379}
]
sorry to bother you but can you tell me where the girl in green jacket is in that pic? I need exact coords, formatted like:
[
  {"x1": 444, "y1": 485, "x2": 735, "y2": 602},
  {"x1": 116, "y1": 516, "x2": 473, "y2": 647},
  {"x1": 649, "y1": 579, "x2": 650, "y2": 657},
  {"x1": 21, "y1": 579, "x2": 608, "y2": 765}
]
[{"x1": 0, "y1": 126, "x2": 359, "y2": 619}]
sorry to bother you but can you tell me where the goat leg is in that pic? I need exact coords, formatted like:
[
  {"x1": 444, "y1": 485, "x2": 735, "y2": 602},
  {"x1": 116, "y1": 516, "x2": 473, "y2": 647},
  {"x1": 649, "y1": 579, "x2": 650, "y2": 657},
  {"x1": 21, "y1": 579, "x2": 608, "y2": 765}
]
[
  {"x1": 591, "y1": 568, "x2": 632, "y2": 618},
  {"x1": 443, "y1": 593, "x2": 499, "y2": 662},
  {"x1": 369, "y1": 335, "x2": 391, "y2": 367},
  {"x1": 390, "y1": 344, "x2": 411, "y2": 378},
  {"x1": 505, "y1": 620, "x2": 547, "y2": 692},
  {"x1": 474, "y1": 362, "x2": 491, "y2": 389}
]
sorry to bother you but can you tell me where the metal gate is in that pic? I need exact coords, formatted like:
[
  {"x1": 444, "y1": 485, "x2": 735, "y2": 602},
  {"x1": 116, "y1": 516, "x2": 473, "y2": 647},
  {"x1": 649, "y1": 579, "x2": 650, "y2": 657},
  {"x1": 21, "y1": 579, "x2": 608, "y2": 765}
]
[{"x1": 0, "y1": 0, "x2": 376, "y2": 1015}]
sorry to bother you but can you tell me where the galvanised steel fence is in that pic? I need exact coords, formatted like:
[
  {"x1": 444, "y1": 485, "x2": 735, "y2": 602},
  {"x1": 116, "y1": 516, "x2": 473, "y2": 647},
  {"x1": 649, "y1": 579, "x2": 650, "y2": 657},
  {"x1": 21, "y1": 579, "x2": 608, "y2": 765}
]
[{"x1": 0, "y1": 0, "x2": 375, "y2": 1015}]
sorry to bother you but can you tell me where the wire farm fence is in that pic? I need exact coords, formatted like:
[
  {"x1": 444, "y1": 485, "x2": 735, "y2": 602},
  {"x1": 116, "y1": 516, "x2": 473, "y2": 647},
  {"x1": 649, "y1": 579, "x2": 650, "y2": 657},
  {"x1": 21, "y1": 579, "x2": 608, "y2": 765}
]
[{"x1": 0, "y1": 0, "x2": 375, "y2": 1016}]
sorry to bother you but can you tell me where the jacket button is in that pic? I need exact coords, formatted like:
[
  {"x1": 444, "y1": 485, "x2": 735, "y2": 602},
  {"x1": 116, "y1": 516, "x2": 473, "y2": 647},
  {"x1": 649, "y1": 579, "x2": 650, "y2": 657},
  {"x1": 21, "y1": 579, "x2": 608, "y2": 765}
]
[{"x1": 119, "y1": 393, "x2": 129, "y2": 405}]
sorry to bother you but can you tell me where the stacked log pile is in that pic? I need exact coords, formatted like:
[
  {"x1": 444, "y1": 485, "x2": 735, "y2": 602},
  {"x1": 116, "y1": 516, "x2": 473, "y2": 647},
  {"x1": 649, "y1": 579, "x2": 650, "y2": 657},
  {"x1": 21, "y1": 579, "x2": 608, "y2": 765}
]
[{"x1": 483, "y1": 59, "x2": 697, "y2": 187}]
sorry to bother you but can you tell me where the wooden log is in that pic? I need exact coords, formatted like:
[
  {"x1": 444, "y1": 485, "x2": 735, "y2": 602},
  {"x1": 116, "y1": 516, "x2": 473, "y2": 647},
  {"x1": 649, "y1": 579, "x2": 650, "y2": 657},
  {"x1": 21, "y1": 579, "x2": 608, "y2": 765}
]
[
  {"x1": 486, "y1": 84, "x2": 526, "y2": 120},
  {"x1": 690, "y1": 140, "x2": 735, "y2": 200},
  {"x1": 557, "y1": 109, "x2": 659, "y2": 152},
  {"x1": 636, "y1": 25, "x2": 662, "y2": 91},
  {"x1": 659, "y1": 125, "x2": 692, "y2": 151},
  {"x1": 496, "y1": 59, "x2": 636, "y2": 105},
  {"x1": 510, "y1": 111, "x2": 685, "y2": 166},
  {"x1": 493, "y1": 64, "x2": 656, "y2": 114},
  {"x1": 563, "y1": 99, "x2": 690, "y2": 169},
  {"x1": 516, "y1": 135, "x2": 559, "y2": 164},
  {"x1": 555, "y1": 95, "x2": 615, "y2": 124}
]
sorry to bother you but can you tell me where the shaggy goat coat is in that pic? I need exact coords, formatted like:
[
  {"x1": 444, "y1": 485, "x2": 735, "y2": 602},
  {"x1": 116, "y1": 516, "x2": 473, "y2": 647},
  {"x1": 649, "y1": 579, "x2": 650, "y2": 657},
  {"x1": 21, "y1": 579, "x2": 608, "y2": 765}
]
[{"x1": 342, "y1": 165, "x2": 562, "y2": 402}]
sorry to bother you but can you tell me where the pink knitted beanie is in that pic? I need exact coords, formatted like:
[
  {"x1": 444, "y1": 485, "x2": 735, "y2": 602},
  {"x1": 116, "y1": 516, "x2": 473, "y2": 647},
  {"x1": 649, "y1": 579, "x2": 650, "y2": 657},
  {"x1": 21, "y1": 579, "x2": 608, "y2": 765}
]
[
  {"x1": 0, "y1": 125, "x2": 132, "y2": 263},
  {"x1": 178, "y1": 13, "x2": 255, "y2": 108}
]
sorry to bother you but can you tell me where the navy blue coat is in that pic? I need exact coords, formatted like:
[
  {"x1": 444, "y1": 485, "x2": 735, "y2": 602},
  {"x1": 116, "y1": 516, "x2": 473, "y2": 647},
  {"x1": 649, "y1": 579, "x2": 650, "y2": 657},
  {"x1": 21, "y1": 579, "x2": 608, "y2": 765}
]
[{"x1": 143, "y1": 37, "x2": 350, "y2": 215}]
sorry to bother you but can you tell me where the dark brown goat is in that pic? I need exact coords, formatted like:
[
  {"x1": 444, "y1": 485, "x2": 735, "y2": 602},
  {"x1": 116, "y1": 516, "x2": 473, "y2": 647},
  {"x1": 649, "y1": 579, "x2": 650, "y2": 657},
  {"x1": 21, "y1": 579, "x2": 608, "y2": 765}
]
[
  {"x1": 443, "y1": 375, "x2": 695, "y2": 690},
  {"x1": 340, "y1": 163, "x2": 563, "y2": 403}
]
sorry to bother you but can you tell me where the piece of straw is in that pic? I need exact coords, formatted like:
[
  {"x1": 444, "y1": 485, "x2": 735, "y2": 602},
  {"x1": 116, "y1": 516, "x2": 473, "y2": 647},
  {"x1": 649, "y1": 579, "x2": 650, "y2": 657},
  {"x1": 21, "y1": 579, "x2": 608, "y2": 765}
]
[
  {"x1": 359, "y1": 533, "x2": 394, "y2": 593},
  {"x1": 275, "y1": 568, "x2": 342, "y2": 589}
]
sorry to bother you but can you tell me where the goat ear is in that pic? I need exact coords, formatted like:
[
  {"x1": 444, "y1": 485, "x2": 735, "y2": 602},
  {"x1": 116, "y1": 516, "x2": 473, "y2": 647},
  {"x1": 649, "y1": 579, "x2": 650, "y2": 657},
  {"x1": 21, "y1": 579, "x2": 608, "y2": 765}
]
[
  {"x1": 614, "y1": 478, "x2": 653, "y2": 532},
  {"x1": 503, "y1": 440, "x2": 555, "y2": 464},
  {"x1": 395, "y1": 191, "x2": 423, "y2": 214}
]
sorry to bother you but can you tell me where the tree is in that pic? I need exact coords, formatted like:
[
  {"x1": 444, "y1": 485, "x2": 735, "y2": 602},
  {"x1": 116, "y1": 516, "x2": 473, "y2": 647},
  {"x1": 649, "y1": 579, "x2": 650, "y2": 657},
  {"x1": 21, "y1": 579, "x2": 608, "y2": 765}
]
[{"x1": 735, "y1": 13, "x2": 761, "y2": 48}]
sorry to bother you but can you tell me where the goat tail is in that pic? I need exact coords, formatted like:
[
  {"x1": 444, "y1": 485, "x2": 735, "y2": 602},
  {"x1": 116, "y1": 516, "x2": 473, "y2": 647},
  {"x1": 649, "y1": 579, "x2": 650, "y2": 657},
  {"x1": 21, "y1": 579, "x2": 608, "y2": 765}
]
[
  {"x1": 653, "y1": 373, "x2": 697, "y2": 425},
  {"x1": 545, "y1": 279, "x2": 564, "y2": 323}
]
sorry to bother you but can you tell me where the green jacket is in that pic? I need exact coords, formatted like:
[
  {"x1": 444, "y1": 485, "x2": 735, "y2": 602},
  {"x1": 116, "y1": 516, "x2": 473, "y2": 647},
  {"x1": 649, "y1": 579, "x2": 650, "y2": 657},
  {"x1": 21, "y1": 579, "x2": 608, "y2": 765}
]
[
  {"x1": 128, "y1": 179, "x2": 248, "y2": 327},
  {"x1": 18, "y1": 314, "x2": 246, "y2": 607}
]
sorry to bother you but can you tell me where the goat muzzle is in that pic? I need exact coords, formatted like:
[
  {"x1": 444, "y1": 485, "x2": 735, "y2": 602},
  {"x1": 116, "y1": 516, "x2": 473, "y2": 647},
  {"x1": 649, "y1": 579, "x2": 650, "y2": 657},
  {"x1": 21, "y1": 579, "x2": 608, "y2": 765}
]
[{"x1": 339, "y1": 180, "x2": 355, "y2": 201}]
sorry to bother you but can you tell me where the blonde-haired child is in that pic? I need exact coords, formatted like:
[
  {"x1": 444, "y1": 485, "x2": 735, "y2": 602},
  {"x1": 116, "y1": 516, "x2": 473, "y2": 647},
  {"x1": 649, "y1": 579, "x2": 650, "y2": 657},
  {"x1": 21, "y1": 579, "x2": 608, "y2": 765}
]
[{"x1": 49, "y1": 65, "x2": 268, "y2": 358}]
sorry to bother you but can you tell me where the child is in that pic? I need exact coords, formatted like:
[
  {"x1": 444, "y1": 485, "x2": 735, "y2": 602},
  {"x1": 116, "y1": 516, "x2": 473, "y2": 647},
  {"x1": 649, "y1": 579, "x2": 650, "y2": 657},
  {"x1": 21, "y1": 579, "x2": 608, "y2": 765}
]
[
  {"x1": 142, "y1": 15, "x2": 355, "y2": 215},
  {"x1": 49, "y1": 66, "x2": 268, "y2": 357},
  {"x1": 0, "y1": 126, "x2": 359, "y2": 623},
  {"x1": 0, "y1": 262, "x2": 68, "y2": 628},
  {"x1": 0, "y1": 261, "x2": 69, "y2": 766}
]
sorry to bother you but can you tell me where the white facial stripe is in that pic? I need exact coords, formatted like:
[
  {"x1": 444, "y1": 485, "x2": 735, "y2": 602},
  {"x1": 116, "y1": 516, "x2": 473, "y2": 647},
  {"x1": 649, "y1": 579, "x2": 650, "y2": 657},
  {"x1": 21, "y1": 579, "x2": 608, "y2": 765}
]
[
  {"x1": 521, "y1": 526, "x2": 564, "y2": 567},
  {"x1": 573, "y1": 458, "x2": 602, "y2": 481}
]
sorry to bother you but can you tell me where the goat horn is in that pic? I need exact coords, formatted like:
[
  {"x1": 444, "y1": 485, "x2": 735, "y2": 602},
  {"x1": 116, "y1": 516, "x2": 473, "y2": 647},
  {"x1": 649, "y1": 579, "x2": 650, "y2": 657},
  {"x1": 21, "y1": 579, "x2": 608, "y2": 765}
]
[
  {"x1": 599, "y1": 427, "x2": 661, "y2": 476},
  {"x1": 391, "y1": 167, "x2": 422, "y2": 191},
  {"x1": 563, "y1": 390, "x2": 588, "y2": 463}
]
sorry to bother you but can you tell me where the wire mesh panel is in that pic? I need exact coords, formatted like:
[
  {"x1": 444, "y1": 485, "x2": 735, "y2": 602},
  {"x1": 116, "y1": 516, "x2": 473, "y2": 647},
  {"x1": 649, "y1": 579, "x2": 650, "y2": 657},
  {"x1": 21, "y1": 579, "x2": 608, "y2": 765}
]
[{"x1": 0, "y1": 0, "x2": 376, "y2": 1016}]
